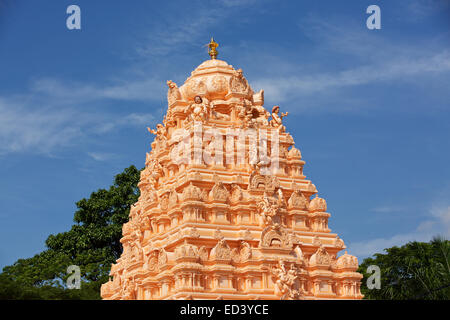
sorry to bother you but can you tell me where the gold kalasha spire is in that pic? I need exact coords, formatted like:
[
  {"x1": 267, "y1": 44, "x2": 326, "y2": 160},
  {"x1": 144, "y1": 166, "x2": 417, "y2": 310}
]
[{"x1": 208, "y1": 37, "x2": 219, "y2": 59}]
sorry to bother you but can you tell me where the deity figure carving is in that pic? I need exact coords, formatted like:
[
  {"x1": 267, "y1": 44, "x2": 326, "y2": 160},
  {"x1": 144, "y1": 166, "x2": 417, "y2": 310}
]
[
  {"x1": 175, "y1": 240, "x2": 202, "y2": 261},
  {"x1": 197, "y1": 246, "x2": 208, "y2": 262},
  {"x1": 204, "y1": 134, "x2": 219, "y2": 165},
  {"x1": 230, "y1": 68, "x2": 249, "y2": 94},
  {"x1": 148, "y1": 123, "x2": 166, "y2": 139},
  {"x1": 270, "y1": 105, "x2": 288, "y2": 132},
  {"x1": 239, "y1": 241, "x2": 252, "y2": 260},
  {"x1": 236, "y1": 103, "x2": 247, "y2": 124},
  {"x1": 294, "y1": 245, "x2": 304, "y2": 262},
  {"x1": 121, "y1": 278, "x2": 137, "y2": 300},
  {"x1": 257, "y1": 192, "x2": 278, "y2": 226},
  {"x1": 249, "y1": 141, "x2": 271, "y2": 173},
  {"x1": 258, "y1": 110, "x2": 271, "y2": 127},
  {"x1": 141, "y1": 215, "x2": 153, "y2": 233},
  {"x1": 182, "y1": 182, "x2": 204, "y2": 201},
  {"x1": 145, "y1": 250, "x2": 159, "y2": 272},
  {"x1": 271, "y1": 260, "x2": 301, "y2": 300},
  {"x1": 276, "y1": 188, "x2": 286, "y2": 209},
  {"x1": 210, "y1": 239, "x2": 232, "y2": 261},
  {"x1": 209, "y1": 181, "x2": 230, "y2": 202},
  {"x1": 159, "y1": 192, "x2": 169, "y2": 211},
  {"x1": 129, "y1": 222, "x2": 144, "y2": 262},
  {"x1": 148, "y1": 123, "x2": 168, "y2": 152},
  {"x1": 185, "y1": 95, "x2": 209, "y2": 123},
  {"x1": 167, "y1": 80, "x2": 182, "y2": 105},
  {"x1": 163, "y1": 108, "x2": 176, "y2": 128},
  {"x1": 146, "y1": 158, "x2": 164, "y2": 187},
  {"x1": 288, "y1": 190, "x2": 308, "y2": 210},
  {"x1": 231, "y1": 241, "x2": 252, "y2": 263},
  {"x1": 310, "y1": 245, "x2": 332, "y2": 266},
  {"x1": 236, "y1": 98, "x2": 255, "y2": 128},
  {"x1": 158, "y1": 248, "x2": 168, "y2": 267},
  {"x1": 230, "y1": 183, "x2": 244, "y2": 203}
]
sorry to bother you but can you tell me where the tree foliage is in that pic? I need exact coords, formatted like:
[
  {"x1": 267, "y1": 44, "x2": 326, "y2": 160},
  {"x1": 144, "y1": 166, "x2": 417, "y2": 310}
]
[
  {"x1": 0, "y1": 166, "x2": 140, "y2": 300},
  {"x1": 358, "y1": 237, "x2": 450, "y2": 300}
]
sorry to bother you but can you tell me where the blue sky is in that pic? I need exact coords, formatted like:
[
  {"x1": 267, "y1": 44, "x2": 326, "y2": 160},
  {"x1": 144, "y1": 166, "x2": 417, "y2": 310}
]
[{"x1": 0, "y1": 0, "x2": 449, "y2": 269}]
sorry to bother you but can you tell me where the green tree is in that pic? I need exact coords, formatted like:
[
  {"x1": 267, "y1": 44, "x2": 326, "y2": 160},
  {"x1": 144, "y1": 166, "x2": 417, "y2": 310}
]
[
  {"x1": 0, "y1": 165, "x2": 141, "y2": 300},
  {"x1": 358, "y1": 237, "x2": 450, "y2": 300}
]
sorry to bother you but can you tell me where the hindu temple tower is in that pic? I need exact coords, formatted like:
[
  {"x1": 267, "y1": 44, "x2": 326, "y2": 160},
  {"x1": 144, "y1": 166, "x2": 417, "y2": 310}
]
[{"x1": 101, "y1": 39, "x2": 363, "y2": 300}]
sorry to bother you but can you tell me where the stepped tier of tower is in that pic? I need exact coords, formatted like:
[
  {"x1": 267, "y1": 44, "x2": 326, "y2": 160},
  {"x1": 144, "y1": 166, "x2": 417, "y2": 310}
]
[{"x1": 101, "y1": 57, "x2": 363, "y2": 300}]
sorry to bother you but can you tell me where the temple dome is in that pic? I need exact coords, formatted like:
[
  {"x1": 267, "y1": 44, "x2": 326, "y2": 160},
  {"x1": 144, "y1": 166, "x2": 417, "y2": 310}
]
[
  {"x1": 335, "y1": 251, "x2": 358, "y2": 270},
  {"x1": 309, "y1": 194, "x2": 327, "y2": 212},
  {"x1": 194, "y1": 59, "x2": 233, "y2": 71},
  {"x1": 288, "y1": 146, "x2": 302, "y2": 159},
  {"x1": 179, "y1": 59, "x2": 254, "y2": 102}
]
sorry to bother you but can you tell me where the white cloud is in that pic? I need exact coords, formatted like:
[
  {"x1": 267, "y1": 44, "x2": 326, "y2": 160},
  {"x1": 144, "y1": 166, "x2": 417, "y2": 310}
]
[
  {"x1": 252, "y1": 50, "x2": 450, "y2": 105},
  {"x1": 32, "y1": 77, "x2": 165, "y2": 103},
  {"x1": 349, "y1": 205, "x2": 450, "y2": 259},
  {"x1": 235, "y1": 15, "x2": 450, "y2": 111},
  {"x1": 136, "y1": 1, "x2": 262, "y2": 57},
  {"x1": 371, "y1": 206, "x2": 408, "y2": 214},
  {"x1": 87, "y1": 152, "x2": 116, "y2": 162},
  {"x1": 0, "y1": 97, "x2": 84, "y2": 155},
  {"x1": 406, "y1": 0, "x2": 450, "y2": 21},
  {"x1": 123, "y1": 113, "x2": 156, "y2": 125},
  {"x1": 0, "y1": 93, "x2": 158, "y2": 156},
  {"x1": 218, "y1": 0, "x2": 259, "y2": 7}
]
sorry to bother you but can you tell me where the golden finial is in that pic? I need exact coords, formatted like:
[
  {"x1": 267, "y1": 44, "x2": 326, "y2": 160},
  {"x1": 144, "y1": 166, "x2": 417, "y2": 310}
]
[{"x1": 208, "y1": 37, "x2": 219, "y2": 59}]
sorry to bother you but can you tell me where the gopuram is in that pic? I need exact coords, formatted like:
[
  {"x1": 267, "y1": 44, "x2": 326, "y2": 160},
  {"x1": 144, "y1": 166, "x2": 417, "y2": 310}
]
[{"x1": 101, "y1": 39, "x2": 363, "y2": 300}]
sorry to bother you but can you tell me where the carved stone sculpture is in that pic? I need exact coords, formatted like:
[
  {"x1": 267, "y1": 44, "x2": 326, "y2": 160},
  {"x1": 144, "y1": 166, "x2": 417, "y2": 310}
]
[
  {"x1": 101, "y1": 42, "x2": 363, "y2": 301},
  {"x1": 270, "y1": 105, "x2": 288, "y2": 132}
]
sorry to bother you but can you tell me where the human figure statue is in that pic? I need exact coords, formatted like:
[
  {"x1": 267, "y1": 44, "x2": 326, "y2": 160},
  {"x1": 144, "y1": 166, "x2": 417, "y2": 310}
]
[
  {"x1": 122, "y1": 277, "x2": 137, "y2": 300},
  {"x1": 131, "y1": 226, "x2": 144, "y2": 261},
  {"x1": 148, "y1": 123, "x2": 166, "y2": 137},
  {"x1": 270, "y1": 105, "x2": 288, "y2": 132},
  {"x1": 277, "y1": 188, "x2": 285, "y2": 208},
  {"x1": 294, "y1": 245, "x2": 304, "y2": 261},
  {"x1": 204, "y1": 135, "x2": 217, "y2": 165},
  {"x1": 163, "y1": 108, "x2": 176, "y2": 128},
  {"x1": 186, "y1": 95, "x2": 208, "y2": 123},
  {"x1": 258, "y1": 192, "x2": 277, "y2": 226},
  {"x1": 147, "y1": 123, "x2": 168, "y2": 151},
  {"x1": 257, "y1": 110, "x2": 270, "y2": 126},
  {"x1": 167, "y1": 80, "x2": 181, "y2": 105},
  {"x1": 272, "y1": 260, "x2": 299, "y2": 300},
  {"x1": 239, "y1": 241, "x2": 251, "y2": 260}
]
